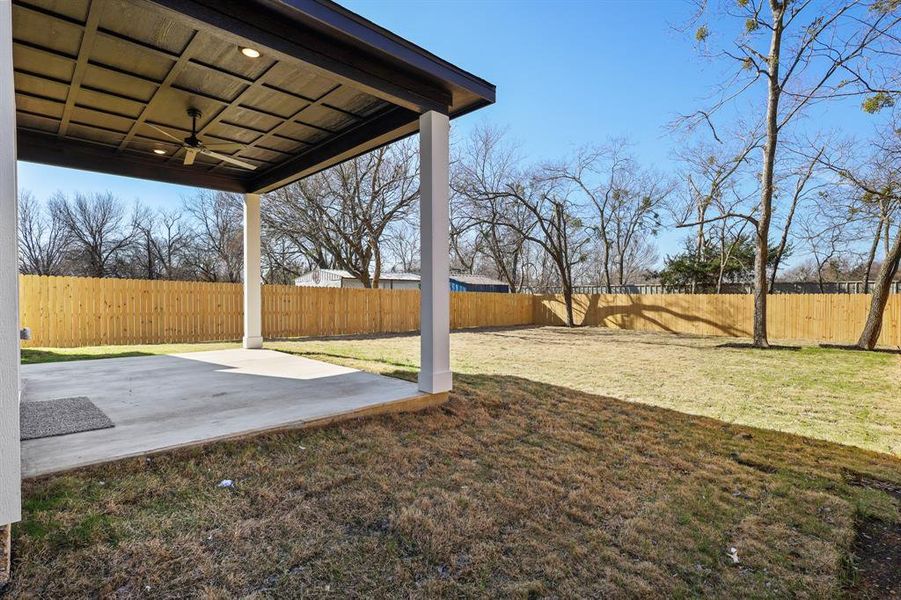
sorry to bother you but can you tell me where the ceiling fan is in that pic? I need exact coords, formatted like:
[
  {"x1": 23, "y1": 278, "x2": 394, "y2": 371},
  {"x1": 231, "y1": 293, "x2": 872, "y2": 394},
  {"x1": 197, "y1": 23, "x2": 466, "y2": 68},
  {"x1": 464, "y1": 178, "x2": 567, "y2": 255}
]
[{"x1": 146, "y1": 108, "x2": 257, "y2": 171}]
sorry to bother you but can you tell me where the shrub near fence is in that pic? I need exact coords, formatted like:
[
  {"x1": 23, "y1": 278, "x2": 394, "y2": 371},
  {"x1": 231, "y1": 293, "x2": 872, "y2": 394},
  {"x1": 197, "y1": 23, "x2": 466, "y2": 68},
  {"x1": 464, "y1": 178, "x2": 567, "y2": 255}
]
[
  {"x1": 533, "y1": 293, "x2": 901, "y2": 347},
  {"x1": 18, "y1": 275, "x2": 534, "y2": 348}
]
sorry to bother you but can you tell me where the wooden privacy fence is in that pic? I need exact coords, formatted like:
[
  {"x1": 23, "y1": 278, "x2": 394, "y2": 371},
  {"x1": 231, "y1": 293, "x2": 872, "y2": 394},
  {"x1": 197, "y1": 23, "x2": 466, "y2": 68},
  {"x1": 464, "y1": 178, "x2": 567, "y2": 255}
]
[
  {"x1": 16, "y1": 276, "x2": 901, "y2": 348},
  {"x1": 533, "y1": 293, "x2": 901, "y2": 347},
  {"x1": 18, "y1": 275, "x2": 534, "y2": 348},
  {"x1": 19, "y1": 276, "x2": 243, "y2": 347},
  {"x1": 263, "y1": 285, "x2": 533, "y2": 337}
]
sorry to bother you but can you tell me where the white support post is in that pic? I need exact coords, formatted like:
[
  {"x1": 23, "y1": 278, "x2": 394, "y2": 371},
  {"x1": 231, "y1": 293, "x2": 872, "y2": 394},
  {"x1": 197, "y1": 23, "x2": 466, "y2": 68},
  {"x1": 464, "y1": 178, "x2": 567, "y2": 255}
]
[
  {"x1": 242, "y1": 193, "x2": 263, "y2": 349},
  {"x1": 418, "y1": 111, "x2": 451, "y2": 394},
  {"x1": 0, "y1": 0, "x2": 22, "y2": 527}
]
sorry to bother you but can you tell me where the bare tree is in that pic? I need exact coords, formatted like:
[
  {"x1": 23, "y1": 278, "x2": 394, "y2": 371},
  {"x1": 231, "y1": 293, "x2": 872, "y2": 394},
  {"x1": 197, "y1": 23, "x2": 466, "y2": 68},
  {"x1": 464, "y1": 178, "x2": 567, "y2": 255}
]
[
  {"x1": 794, "y1": 203, "x2": 855, "y2": 292},
  {"x1": 183, "y1": 191, "x2": 243, "y2": 282},
  {"x1": 18, "y1": 191, "x2": 69, "y2": 275},
  {"x1": 452, "y1": 125, "x2": 535, "y2": 292},
  {"x1": 385, "y1": 224, "x2": 420, "y2": 273},
  {"x1": 454, "y1": 129, "x2": 589, "y2": 315},
  {"x1": 469, "y1": 196, "x2": 536, "y2": 292},
  {"x1": 545, "y1": 141, "x2": 672, "y2": 291},
  {"x1": 672, "y1": 135, "x2": 760, "y2": 291},
  {"x1": 817, "y1": 115, "x2": 901, "y2": 349},
  {"x1": 710, "y1": 215, "x2": 754, "y2": 293},
  {"x1": 261, "y1": 194, "x2": 333, "y2": 274},
  {"x1": 860, "y1": 215, "x2": 890, "y2": 293},
  {"x1": 683, "y1": 0, "x2": 900, "y2": 347},
  {"x1": 128, "y1": 204, "x2": 160, "y2": 280},
  {"x1": 150, "y1": 209, "x2": 194, "y2": 280},
  {"x1": 769, "y1": 147, "x2": 825, "y2": 288},
  {"x1": 50, "y1": 192, "x2": 136, "y2": 278},
  {"x1": 447, "y1": 220, "x2": 480, "y2": 274},
  {"x1": 482, "y1": 175, "x2": 589, "y2": 326},
  {"x1": 261, "y1": 233, "x2": 306, "y2": 284},
  {"x1": 265, "y1": 141, "x2": 419, "y2": 288}
]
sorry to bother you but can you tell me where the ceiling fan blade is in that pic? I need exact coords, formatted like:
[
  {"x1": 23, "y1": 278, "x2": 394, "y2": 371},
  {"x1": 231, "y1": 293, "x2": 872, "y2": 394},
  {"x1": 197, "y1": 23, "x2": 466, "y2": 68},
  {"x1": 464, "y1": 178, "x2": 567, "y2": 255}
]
[
  {"x1": 183, "y1": 148, "x2": 198, "y2": 166},
  {"x1": 200, "y1": 148, "x2": 257, "y2": 170},
  {"x1": 202, "y1": 142, "x2": 245, "y2": 152},
  {"x1": 145, "y1": 123, "x2": 185, "y2": 144}
]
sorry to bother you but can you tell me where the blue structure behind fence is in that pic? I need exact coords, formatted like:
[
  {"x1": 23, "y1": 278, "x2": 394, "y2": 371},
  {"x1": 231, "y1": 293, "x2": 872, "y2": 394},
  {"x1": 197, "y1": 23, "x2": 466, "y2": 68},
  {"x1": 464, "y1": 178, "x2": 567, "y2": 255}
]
[{"x1": 450, "y1": 277, "x2": 510, "y2": 293}]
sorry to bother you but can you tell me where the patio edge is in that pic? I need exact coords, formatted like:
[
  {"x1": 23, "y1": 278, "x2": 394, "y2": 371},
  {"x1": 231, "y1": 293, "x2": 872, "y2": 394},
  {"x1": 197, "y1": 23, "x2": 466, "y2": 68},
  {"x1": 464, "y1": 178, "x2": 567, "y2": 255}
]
[{"x1": 22, "y1": 390, "x2": 449, "y2": 480}]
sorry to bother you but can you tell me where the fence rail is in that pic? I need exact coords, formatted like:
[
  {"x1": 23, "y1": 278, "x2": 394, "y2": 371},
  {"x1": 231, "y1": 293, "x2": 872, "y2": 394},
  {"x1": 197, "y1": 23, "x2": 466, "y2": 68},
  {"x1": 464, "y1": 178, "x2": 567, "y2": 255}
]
[{"x1": 16, "y1": 276, "x2": 901, "y2": 348}]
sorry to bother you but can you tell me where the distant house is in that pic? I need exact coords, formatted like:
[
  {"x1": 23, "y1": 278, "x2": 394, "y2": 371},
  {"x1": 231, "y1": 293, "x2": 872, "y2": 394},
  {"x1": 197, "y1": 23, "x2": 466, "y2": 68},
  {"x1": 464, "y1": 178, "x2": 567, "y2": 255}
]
[
  {"x1": 294, "y1": 269, "x2": 421, "y2": 290},
  {"x1": 449, "y1": 274, "x2": 510, "y2": 293},
  {"x1": 294, "y1": 269, "x2": 510, "y2": 293}
]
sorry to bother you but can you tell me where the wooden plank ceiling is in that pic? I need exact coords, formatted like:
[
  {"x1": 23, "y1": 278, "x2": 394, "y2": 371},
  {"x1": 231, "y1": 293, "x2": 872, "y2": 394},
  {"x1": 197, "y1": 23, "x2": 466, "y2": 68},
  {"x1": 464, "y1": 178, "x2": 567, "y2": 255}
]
[{"x1": 11, "y1": 0, "x2": 415, "y2": 192}]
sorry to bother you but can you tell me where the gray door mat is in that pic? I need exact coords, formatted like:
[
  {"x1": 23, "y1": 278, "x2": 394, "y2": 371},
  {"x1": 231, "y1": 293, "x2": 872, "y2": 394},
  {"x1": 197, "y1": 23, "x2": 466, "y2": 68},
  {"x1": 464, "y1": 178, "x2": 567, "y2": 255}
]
[{"x1": 20, "y1": 397, "x2": 114, "y2": 441}]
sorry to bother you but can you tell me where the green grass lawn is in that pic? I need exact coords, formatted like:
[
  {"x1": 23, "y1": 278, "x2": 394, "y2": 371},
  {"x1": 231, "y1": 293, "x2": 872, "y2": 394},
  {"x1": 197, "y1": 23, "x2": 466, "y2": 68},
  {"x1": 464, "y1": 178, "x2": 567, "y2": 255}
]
[
  {"x1": 21, "y1": 341, "x2": 240, "y2": 364},
  {"x1": 8, "y1": 327, "x2": 900, "y2": 598},
  {"x1": 270, "y1": 327, "x2": 901, "y2": 456}
]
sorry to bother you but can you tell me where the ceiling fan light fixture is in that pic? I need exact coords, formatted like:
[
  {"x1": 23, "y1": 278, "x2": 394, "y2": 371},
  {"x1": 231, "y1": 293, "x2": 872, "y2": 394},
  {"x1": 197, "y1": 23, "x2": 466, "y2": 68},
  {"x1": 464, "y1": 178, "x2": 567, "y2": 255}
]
[
  {"x1": 144, "y1": 109, "x2": 257, "y2": 171},
  {"x1": 241, "y1": 47, "x2": 261, "y2": 58}
]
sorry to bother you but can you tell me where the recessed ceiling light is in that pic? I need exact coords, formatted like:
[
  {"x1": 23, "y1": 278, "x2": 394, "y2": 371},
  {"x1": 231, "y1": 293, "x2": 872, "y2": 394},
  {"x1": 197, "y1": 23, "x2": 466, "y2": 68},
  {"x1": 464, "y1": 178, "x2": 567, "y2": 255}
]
[
  {"x1": 153, "y1": 148, "x2": 166, "y2": 155},
  {"x1": 241, "y1": 47, "x2": 261, "y2": 58}
]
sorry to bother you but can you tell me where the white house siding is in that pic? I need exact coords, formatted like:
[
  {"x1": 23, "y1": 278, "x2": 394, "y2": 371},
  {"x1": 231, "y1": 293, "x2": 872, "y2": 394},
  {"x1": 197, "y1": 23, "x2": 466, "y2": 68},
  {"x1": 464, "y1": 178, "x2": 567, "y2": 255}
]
[
  {"x1": 294, "y1": 270, "x2": 343, "y2": 288},
  {"x1": 295, "y1": 269, "x2": 420, "y2": 290},
  {"x1": 341, "y1": 278, "x2": 420, "y2": 290}
]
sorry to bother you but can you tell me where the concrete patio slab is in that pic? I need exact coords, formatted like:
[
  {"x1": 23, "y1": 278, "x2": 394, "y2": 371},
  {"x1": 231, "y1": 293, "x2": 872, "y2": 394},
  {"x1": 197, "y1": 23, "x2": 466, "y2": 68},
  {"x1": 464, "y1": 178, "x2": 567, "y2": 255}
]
[{"x1": 21, "y1": 349, "x2": 439, "y2": 478}]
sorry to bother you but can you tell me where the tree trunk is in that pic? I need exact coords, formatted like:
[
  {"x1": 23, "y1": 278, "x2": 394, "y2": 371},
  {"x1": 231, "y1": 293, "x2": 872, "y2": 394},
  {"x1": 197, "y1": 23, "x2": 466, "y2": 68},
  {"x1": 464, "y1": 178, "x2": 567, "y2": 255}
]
[
  {"x1": 562, "y1": 282, "x2": 575, "y2": 328},
  {"x1": 769, "y1": 195, "x2": 798, "y2": 290},
  {"x1": 886, "y1": 216, "x2": 892, "y2": 254},
  {"x1": 862, "y1": 220, "x2": 882, "y2": 294},
  {"x1": 602, "y1": 246, "x2": 613, "y2": 294},
  {"x1": 372, "y1": 245, "x2": 382, "y2": 289},
  {"x1": 694, "y1": 203, "x2": 707, "y2": 294},
  {"x1": 145, "y1": 232, "x2": 155, "y2": 279},
  {"x1": 358, "y1": 269, "x2": 372, "y2": 288},
  {"x1": 857, "y1": 226, "x2": 901, "y2": 350},
  {"x1": 753, "y1": 4, "x2": 784, "y2": 349},
  {"x1": 617, "y1": 251, "x2": 626, "y2": 287},
  {"x1": 696, "y1": 206, "x2": 706, "y2": 260}
]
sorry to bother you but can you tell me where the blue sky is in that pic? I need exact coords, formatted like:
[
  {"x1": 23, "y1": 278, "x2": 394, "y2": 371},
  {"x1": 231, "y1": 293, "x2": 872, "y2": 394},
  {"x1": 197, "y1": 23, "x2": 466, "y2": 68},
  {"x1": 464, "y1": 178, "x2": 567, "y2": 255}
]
[{"x1": 17, "y1": 0, "x2": 880, "y2": 259}]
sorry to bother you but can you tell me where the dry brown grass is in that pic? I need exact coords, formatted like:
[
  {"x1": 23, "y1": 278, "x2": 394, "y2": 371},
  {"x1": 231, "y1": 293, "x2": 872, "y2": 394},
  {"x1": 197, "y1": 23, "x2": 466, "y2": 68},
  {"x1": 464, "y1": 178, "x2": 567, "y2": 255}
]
[
  {"x1": 5, "y1": 385, "x2": 899, "y2": 595},
  {"x1": 6, "y1": 327, "x2": 900, "y2": 597},
  {"x1": 271, "y1": 326, "x2": 901, "y2": 456}
]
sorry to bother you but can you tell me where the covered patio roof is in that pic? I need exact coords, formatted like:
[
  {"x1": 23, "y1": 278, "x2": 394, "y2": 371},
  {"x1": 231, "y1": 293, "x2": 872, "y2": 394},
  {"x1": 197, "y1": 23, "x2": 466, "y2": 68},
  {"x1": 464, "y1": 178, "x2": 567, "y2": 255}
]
[
  {"x1": 11, "y1": 0, "x2": 495, "y2": 193},
  {"x1": 2, "y1": 0, "x2": 485, "y2": 535}
]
